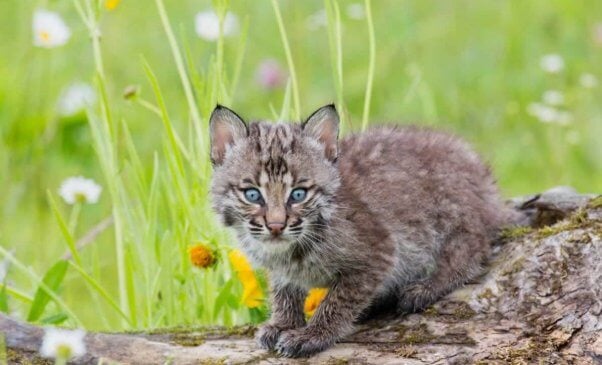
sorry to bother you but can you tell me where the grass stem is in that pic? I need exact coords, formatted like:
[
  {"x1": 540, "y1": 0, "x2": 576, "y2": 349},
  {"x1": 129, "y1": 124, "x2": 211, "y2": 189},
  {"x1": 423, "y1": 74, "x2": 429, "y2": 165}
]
[
  {"x1": 361, "y1": 0, "x2": 376, "y2": 131},
  {"x1": 270, "y1": 0, "x2": 301, "y2": 120}
]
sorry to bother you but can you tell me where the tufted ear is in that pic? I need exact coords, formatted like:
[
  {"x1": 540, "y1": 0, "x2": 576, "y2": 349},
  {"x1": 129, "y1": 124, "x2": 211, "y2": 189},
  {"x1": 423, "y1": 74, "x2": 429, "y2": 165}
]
[
  {"x1": 303, "y1": 104, "x2": 339, "y2": 162},
  {"x1": 209, "y1": 105, "x2": 248, "y2": 166}
]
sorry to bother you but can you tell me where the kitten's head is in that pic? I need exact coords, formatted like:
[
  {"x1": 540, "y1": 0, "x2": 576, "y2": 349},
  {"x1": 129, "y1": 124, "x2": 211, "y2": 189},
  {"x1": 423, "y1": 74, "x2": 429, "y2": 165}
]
[{"x1": 209, "y1": 104, "x2": 340, "y2": 249}]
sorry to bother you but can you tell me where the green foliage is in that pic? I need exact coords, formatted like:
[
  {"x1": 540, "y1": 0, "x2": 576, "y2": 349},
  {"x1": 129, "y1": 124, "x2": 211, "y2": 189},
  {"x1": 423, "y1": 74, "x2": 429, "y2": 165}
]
[{"x1": 27, "y1": 260, "x2": 68, "y2": 322}]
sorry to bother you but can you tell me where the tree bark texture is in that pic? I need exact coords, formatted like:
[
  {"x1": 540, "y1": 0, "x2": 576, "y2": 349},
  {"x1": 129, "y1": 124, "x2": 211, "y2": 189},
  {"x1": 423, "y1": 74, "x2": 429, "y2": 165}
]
[{"x1": 2, "y1": 187, "x2": 601, "y2": 364}]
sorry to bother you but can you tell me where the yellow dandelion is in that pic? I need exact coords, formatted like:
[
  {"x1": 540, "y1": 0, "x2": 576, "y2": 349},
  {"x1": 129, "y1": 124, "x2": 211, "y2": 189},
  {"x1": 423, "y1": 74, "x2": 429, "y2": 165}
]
[
  {"x1": 304, "y1": 288, "x2": 328, "y2": 317},
  {"x1": 187, "y1": 243, "x2": 215, "y2": 269},
  {"x1": 105, "y1": 0, "x2": 121, "y2": 11},
  {"x1": 228, "y1": 249, "x2": 264, "y2": 308}
]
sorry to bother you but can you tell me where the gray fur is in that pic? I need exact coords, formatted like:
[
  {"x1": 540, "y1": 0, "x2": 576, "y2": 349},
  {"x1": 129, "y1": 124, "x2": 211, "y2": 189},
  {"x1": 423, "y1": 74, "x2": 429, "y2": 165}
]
[{"x1": 209, "y1": 104, "x2": 515, "y2": 357}]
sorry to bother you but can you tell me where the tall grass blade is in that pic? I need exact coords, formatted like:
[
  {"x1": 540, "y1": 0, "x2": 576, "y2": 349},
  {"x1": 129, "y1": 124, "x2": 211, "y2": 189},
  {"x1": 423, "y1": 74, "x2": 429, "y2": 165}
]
[
  {"x1": 361, "y1": 0, "x2": 376, "y2": 131},
  {"x1": 270, "y1": 0, "x2": 301, "y2": 120},
  {"x1": 325, "y1": 0, "x2": 346, "y2": 130},
  {"x1": 47, "y1": 192, "x2": 82, "y2": 266},
  {"x1": 27, "y1": 260, "x2": 68, "y2": 322}
]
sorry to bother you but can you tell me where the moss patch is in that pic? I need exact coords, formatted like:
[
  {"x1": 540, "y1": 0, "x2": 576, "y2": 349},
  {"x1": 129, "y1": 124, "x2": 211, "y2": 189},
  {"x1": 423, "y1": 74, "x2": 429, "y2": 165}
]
[
  {"x1": 143, "y1": 325, "x2": 256, "y2": 339},
  {"x1": 477, "y1": 288, "x2": 496, "y2": 301},
  {"x1": 451, "y1": 302, "x2": 477, "y2": 320},
  {"x1": 7, "y1": 348, "x2": 53, "y2": 365},
  {"x1": 397, "y1": 323, "x2": 476, "y2": 346},
  {"x1": 535, "y1": 208, "x2": 593, "y2": 239},
  {"x1": 491, "y1": 337, "x2": 557, "y2": 364},
  {"x1": 398, "y1": 323, "x2": 435, "y2": 345},
  {"x1": 422, "y1": 306, "x2": 438, "y2": 317},
  {"x1": 325, "y1": 358, "x2": 350, "y2": 365},
  {"x1": 395, "y1": 345, "x2": 417, "y2": 357},
  {"x1": 197, "y1": 359, "x2": 226, "y2": 365},
  {"x1": 588, "y1": 195, "x2": 602, "y2": 209},
  {"x1": 170, "y1": 333, "x2": 206, "y2": 347},
  {"x1": 501, "y1": 257, "x2": 525, "y2": 277},
  {"x1": 500, "y1": 226, "x2": 533, "y2": 241}
]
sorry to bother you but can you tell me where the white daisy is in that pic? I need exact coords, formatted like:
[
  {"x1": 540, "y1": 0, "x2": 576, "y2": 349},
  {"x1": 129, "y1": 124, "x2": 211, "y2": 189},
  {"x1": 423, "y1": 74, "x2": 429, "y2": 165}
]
[
  {"x1": 540, "y1": 54, "x2": 564, "y2": 74},
  {"x1": 306, "y1": 9, "x2": 327, "y2": 30},
  {"x1": 527, "y1": 103, "x2": 572, "y2": 125},
  {"x1": 527, "y1": 102, "x2": 558, "y2": 123},
  {"x1": 542, "y1": 90, "x2": 564, "y2": 106},
  {"x1": 57, "y1": 82, "x2": 97, "y2": 117},
  {"x1": 40, "y1": 328, "x2": 86, "y2": 360},
  {"x1": 346, "y1": 3, "x2": 365, "y2": 20},
  {"x1": 58, "y1": 177, "x2": 102, "y2": 205},
  {"x1": 579, "y1": 73, "x2": 598, "y2": 89},
  {"x1": 194, "y1": 10, "x2": 239, "y2": 41},
  {"x1": 33, "y1": 9, "x2": 71, "y2": 48}
]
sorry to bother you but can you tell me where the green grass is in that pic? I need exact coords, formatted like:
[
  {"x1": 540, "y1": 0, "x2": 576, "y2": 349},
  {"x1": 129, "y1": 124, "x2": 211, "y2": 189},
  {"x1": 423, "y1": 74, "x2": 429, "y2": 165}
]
[{"x1": 0, "y1": 0, "x2": 601, "y2": 332}]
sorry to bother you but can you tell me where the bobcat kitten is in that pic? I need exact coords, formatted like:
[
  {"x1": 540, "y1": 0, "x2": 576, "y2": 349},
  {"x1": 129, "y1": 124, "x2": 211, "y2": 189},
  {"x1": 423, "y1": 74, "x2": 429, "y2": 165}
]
[{"x1": 209, "y1": 104, "x2": 513, "y2": 357}]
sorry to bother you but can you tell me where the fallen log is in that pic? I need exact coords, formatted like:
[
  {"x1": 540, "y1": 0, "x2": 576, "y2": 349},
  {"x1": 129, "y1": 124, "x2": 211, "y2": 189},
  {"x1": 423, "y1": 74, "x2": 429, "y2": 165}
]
[{"x1": 3, "y1": 187, "x2": 601, "y2": 364}]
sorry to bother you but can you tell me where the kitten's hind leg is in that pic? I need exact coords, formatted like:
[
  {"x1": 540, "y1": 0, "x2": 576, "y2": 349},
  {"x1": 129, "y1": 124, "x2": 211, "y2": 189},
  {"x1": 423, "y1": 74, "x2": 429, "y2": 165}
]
[
  {"x1": 356, "y1": 291, "x2": 398, "y2": 322},
  {"x1": 397, "y1": 231, "x2": 489, "y2": 313}
]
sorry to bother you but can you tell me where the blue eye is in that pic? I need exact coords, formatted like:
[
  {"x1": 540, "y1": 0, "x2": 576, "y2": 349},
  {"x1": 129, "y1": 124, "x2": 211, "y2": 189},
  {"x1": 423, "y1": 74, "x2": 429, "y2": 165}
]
[
  {"x1": 290, "y1": 188, "x2": 307, "y2": 202},
  {"x1": 244, "y1": 188, "x2": 262, "y2": 203}
]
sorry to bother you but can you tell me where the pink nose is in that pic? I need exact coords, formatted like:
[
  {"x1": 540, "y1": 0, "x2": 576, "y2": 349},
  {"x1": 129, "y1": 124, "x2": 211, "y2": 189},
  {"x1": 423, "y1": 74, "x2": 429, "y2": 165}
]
[{"x1": 267, "y1": 222, "x2": 285, "y2": 236}]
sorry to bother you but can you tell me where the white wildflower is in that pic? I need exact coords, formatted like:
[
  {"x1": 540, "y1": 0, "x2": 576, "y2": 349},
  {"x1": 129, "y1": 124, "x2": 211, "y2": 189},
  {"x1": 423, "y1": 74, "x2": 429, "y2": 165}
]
[
  {"x1": 58, "y1": 177, "x2": 102, "y2": 205},
  {"x1": 527, "y1": 103, "x2": 557, "y2": 123},
  {"x1": 579, "y1": 73, "x2": 598, "y2": 88},
  {"x1": 540, "y1": 54, "x2": 564, "y2": 74},
  {"x1": 40, "y1": 328, "x2": 86, "y2": 360},
  {"x1": 346, "y1": 3, "x2": 365, "y2": 20},
  {"x1": 194, "y1": 10, "x2": 239, "y2": 41},
  {"x1": 542, "y1": 90, "x2": 564, "y2": 106},
  {"x1": 527, "y1": 103, "x2": 572, "y2": 125},
  {"x1": 33, "y1": 9, "x2": 71, "y2": 48},
  {"x1": 57, "y1": 82, "x2": 97, "y2": 117},
  {"x1": 306, "y1": 9, "x2": 327, "y2": 30}
]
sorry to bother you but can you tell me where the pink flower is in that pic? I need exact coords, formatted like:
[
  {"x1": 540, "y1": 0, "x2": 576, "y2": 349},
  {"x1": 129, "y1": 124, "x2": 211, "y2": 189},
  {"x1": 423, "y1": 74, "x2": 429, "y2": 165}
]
[{"x1": 255, "y1": 59, "x2": 286, "y2": 90}]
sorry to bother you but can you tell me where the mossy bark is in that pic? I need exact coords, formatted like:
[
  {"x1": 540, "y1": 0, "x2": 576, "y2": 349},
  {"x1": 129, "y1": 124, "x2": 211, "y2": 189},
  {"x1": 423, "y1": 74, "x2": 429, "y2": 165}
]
[{"x1": 2, "y1": 187, "x2": 601, "y2": 364}]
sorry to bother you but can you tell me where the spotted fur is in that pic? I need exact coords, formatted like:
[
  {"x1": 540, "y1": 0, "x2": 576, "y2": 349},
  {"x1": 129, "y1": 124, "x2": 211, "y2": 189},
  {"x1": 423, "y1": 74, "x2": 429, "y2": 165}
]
[{"x1": 209, "y1": 104, "x2": 515, "y2": 357}]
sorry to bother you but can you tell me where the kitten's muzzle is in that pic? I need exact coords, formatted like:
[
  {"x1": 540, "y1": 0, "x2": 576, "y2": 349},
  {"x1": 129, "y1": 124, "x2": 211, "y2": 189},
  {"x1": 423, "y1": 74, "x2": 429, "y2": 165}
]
[{"x1": 267, "y1": 222, "x2": 286, "y2": 237}]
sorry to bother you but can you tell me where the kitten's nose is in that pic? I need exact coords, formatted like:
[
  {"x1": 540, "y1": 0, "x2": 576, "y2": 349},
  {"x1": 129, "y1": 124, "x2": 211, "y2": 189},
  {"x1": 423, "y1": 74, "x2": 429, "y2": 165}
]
[{"x1": 267, "y1": 222, "x2": 285, "y2": 236}]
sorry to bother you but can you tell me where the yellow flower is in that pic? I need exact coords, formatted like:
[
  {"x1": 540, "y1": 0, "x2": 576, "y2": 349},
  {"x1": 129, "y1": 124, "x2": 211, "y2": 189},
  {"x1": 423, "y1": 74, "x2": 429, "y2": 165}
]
[
  {"x1": 304, "y1": 288, "x2": 328, "y2": 317},
  {"x1": 228, "y1": 250, "x2": 264, "y2": 308},
  {"x1": 187, "y1": 243, "x2": 215, "y2": 269},
  {"x1": 104, "y1": 0, "x2": 121, "y2": 10}
]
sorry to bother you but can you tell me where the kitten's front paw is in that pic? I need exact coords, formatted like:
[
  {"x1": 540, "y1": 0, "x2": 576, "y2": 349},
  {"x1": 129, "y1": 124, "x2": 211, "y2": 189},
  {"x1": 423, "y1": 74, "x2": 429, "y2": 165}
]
[
  {"x1": 275, "y1": 328, "x2": 334, "y2": 358},
  {"x1": 255, "y1": 324, "x2": 287, "y2": 350}
]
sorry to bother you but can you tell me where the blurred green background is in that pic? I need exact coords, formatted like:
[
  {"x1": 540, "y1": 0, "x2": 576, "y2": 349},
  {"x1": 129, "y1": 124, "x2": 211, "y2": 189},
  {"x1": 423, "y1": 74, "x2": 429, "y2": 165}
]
[{"x1": 0, "y1": 0, "x2": 601, "y2": 330}]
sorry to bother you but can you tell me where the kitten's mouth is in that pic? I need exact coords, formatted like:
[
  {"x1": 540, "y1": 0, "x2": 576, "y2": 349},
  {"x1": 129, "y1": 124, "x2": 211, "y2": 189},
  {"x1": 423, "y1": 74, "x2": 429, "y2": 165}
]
[
  {"x1": 262, "y1": 234, "x2": 293, "y2": 245},
  {"x1": 266, "y1": 236, "x2": 287, "y2": 243}
]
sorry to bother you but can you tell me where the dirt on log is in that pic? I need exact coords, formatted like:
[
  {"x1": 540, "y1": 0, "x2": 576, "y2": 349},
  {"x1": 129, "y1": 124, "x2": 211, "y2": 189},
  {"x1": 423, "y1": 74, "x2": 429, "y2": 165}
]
[{"x1": 2, "y1": 187, "x2": 601, "y2": 365}]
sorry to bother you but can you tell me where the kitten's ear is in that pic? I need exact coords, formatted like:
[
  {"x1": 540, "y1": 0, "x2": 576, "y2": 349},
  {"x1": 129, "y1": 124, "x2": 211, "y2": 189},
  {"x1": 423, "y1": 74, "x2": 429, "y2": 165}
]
[
  {"x1": 209, "y1": 105, "x2": 248, "y2": 165},
  {"x1": 303, "y1": 104, "x2": 339, "y2": 162}
]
